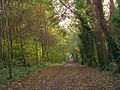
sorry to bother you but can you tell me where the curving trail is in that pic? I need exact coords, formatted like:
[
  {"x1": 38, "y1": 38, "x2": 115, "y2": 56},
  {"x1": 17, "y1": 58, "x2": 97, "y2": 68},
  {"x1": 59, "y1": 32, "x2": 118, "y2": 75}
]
[{"x1": 2, "y1": 63, "x2": 120, "y2": 90}]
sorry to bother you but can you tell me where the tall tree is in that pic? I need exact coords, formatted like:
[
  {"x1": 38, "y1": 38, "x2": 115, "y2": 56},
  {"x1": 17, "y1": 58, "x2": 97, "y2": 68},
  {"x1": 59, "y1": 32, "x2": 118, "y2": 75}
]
[
  {"x1": 3, "y1": 0, "x2": 13, "y2": 79},
  {"x1": 93, "y1": 0, "x2": 120, "y2": 72},
  {"x1": 0, "y1": 0, "x2": 3, "y2": 68}
]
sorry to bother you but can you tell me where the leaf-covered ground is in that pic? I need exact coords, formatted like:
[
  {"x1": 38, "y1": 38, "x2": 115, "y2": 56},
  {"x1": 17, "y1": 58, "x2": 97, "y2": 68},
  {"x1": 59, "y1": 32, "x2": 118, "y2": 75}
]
[{"x1": 1, "y1": 63, "x2": 120, "y2": 90}]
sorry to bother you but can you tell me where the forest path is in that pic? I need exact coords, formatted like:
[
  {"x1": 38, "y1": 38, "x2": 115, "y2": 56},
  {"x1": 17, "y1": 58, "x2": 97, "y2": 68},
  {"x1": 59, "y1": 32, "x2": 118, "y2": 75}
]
[{"x1": 2, "y1": 63, "x2": 120, "y2": 90}]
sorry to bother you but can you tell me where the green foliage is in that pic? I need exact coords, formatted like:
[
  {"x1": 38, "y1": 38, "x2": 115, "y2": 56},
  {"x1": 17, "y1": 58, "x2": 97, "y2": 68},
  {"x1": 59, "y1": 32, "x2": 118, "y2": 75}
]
[
  {"x1": 47, "y1": 46, "x2": 65, "y2": 63},
  {"x1": 75, "y1": 0, "x2": 86, "y2": 9},
  {"x1": 1, "y1": 0, "x2": 120, "y2": 84},
  {"x1": 112, "y1": 12, "x2": 120, "y2": 29},
  {"x1": 0, "y1": 0, "x2": 68, "y2": 81},
  {"x1": 112, "y1": 0, "x2": 120, "y2": 29},
  {"x1": 0, "y1": 64, "x2": 44, "y2": 83}
]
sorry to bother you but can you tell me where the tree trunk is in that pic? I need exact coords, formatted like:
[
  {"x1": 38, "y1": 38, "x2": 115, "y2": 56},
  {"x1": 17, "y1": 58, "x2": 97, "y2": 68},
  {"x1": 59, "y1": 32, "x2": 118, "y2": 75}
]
[
  {"x1": 94, "y1": 0, "x2": 120, "y2": 72},
  {"x1": 108, "y1": 0, "x2": 115, "y2": 63},
  {"x1": 0, "y1": 15, "x2": 3, "y2": 69},
  {"x1": 92, "y1": 0, "x2": 111, "y2": 69},
  {"x1": 3, "y1": 0, "x2": 13, "y2": 79},
  {"x1": 17, "y1": 1, "x2": 27, "y2": 69},
  {"x1": 0, "y1": 0, "x2": 3, "y2": 68},
  {"x1": 77, "y1": 15, "x2": 99, "y2": 67},
  {"x1": 109, "y1": 0, "x2": 115, "y2": 21},
  {"x1": 95, "y1": 29, "x2": 109, "y2": 69},
  {"x1": 35, "y1": 38, "x2": 38, "y2": 64},
  {"x1": 41, "y1": 43, "x2": 45, "y2": 63},
  {"x1": 18, "y1": 21, "x2": 27, "y2": 69},
  {"x1": 8, "y1": 22, "x2": 13, "y2": 79}
]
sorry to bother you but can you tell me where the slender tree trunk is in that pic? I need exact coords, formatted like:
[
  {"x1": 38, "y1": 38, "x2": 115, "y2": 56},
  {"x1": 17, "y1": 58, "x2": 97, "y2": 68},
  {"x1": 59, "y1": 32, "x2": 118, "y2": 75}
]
[
  {"x1": 18, "y1": 22, "x2": 27, "y2": 69},
  {"x1": 8, "y1": 23, "x2": 13, "y2": 79},
  {"x1": 108, "y1": 0, "x2": 115, "y2": 63},
  {"x1": 0, "y1": 0, "x2": 3, "y2": 67},
  {"x1": 41, "y1": 43, "x2": 45, "y2": 63},
  {"x1": 0, "y1": 15, "x2": 2, "y2": 69},
  {"x1": 17, "y1": 1, "x2": 27, "y2": 69},
  {"x1": 2, "y1": 0, "x2": 13, "y2": 79},
  {"x1": 0, "y1": 0, "x2": 4, "y2": 69},
  {"x1": 35, "y1": 38, "x2": 38, "y2": 64},
  {"x1": 41, "y1": 42, "x2": 47, "y2": 64},
  {"x1": 2, "y1": 20, "x2": 6, "y2": 62},
  {"x1": 1, "y1": 3, "x2": 5, "y2": 62}
]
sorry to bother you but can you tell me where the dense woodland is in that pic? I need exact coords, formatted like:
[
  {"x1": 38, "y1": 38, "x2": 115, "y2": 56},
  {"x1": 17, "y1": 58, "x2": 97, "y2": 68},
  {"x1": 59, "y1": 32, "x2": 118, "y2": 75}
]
[{"x1": 0, "y1": 0, "x2": 120, "y2": 83}]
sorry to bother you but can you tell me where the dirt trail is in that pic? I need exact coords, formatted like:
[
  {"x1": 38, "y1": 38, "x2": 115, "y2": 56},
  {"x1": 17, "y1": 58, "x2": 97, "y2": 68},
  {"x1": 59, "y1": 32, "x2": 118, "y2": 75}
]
[{"x1": 1, "y1": 63, "x2": 120, "y2": 90}]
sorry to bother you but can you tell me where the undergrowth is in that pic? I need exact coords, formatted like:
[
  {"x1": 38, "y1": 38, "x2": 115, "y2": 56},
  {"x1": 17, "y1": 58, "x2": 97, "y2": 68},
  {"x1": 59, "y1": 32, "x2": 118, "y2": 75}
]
[{"x1": 0, "y1": 64, "x2": 45, "y2": 83}]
